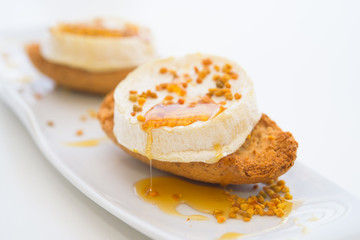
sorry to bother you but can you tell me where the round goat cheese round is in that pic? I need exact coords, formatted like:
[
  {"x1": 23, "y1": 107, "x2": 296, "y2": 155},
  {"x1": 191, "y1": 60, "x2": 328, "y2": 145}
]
[
  {"x1": 41, "y1": 17, "x2": 155, "y2": 72},
  {"x1": 113, "y1": 53, "x2": 261, "y2": 163}
]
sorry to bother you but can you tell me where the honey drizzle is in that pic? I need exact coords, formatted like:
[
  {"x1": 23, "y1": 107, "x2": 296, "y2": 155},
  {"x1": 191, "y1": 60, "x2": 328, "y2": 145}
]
[
  {"x1": 58, "y1": 21, "x2": 138, "y2": 38},
  {"x1": 214, "y1": 143, "x2": 224, "y2": 159},
  {"x1": 142, "y1": 103, "x2": 223, "y2": 131},
  {"x1": 218, "y1": 232, "x2": 245, "y2": 240},
  {"x1": 149, "y1": 159, "x2": 153, "y2": 193},
  {"x1": 64, "y1": 137, "x2": 106, "y2": 147},
  {"x1": 283, "y1": 201, "x2": 293, "y2": 218},
  {"x1": 141, "y1": 102, "x2": 225, "y2": 192},
  {"x1": 145, "y1": 130, "x2": 154, "y2": 194}
]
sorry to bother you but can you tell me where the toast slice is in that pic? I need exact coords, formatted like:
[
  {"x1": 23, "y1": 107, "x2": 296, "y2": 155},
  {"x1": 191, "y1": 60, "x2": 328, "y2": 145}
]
[
  {"x1": 98, "y1": 92, "x2": 298, "y2": 185},
  {"x1": 26, "y1": 43, "x2": 135, "y2": 95}
]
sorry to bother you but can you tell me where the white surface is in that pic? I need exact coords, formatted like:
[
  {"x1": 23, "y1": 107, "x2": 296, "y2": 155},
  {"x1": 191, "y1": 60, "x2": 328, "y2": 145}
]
[
  {"x1": 0, "y1": 101, "x2": 150, "y2": 240},
  {"x1": 1, "y1": 0, "x2": 360, "y2": 239},
  {"x1": 1, "y1": 46, "x2": 360, "y2": 240}
]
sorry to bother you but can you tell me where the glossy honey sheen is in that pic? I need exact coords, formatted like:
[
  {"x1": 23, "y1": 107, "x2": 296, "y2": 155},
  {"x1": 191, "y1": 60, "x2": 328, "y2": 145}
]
[
  {"x1": 142, "y1": 103, "x2": 223, "y2": 130},
  {"x1": 134, "y1": 176, "x2": 232, "y2": 220}
]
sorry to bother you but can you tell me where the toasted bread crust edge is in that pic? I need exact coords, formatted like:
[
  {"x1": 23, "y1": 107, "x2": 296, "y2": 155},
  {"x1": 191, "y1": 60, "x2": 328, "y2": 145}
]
[
  {"x1": 25, "y1": 43, "x2": 135, "y2": 95},
  {"x1": 98, "y1": 92, "x2": 298, "y2": 185}
]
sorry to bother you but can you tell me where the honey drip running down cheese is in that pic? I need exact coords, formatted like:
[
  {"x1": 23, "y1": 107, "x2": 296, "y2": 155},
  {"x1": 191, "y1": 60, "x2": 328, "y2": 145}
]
[{"x1": 141, "y1": 102, "x2": 225, "y2": 192}]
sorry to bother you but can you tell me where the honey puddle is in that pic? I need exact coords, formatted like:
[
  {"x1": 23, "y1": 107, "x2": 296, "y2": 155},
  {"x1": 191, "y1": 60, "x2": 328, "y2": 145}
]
[
  {"x1": 135, "y1": 176, "x2": 294, "y2": 222},
  {"x1": 135, "y1": 176, "x2": 233, "y2": 220},
  {"x1": 218, "y1": 232, "x2": 245, "y2": 240},
  {"x1": 64, "y1": 137, "x2": 106, "y2": 147}
]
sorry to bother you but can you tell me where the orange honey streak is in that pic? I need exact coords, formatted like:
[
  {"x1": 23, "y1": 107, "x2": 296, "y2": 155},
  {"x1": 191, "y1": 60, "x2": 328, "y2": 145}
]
[
  {"x1": 58, "y1": 23, "x2": 138, "y2": 37},
  {"x1": 142, "y1": 103, "x2": 224, "y2": 130}
]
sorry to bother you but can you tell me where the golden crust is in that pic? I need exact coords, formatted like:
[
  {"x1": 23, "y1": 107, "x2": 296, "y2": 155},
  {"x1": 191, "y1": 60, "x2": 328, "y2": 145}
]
[
  {"x1": 25, "y1": 43, "x2": 135, "y2": 95},
  {"x1": 98, "y1": 92, "x2": 298, "y2": 185}
]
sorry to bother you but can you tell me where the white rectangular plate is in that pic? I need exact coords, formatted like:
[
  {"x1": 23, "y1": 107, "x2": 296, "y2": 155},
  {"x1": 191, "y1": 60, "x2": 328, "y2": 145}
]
[{"x1": 1, "y1": 35, "x2": 360, "y2": 240}]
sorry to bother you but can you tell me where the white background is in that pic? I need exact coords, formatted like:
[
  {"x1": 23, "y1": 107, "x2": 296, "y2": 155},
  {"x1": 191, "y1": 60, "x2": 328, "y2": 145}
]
[{"x1": 1, "y1": 0, "x2": 359, "y2": 239}]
